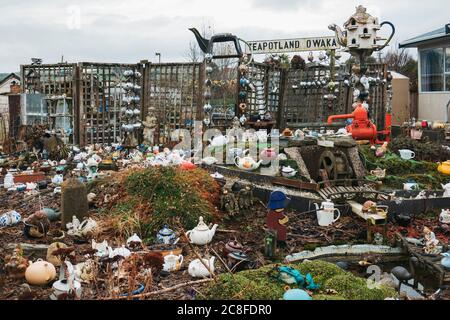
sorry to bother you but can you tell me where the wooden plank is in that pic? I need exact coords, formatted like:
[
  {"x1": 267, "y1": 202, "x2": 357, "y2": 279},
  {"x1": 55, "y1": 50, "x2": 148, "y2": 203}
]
[{"x1": 272, "y1": 177, "x2": 319, "y2": 192}]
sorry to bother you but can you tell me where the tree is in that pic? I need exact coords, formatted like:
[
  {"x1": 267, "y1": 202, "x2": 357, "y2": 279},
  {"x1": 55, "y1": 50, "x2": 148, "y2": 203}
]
[{"x1": 383, "y1": 48, "x2": 418, "y2": 91}]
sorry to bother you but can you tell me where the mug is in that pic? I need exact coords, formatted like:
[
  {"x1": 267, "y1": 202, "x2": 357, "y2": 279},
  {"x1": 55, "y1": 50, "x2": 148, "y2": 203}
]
[
  {"x1": 399, "y1": 149, "x2": 415, "y2": 160},
  {"x1": 163, "y1": 254, "x2": 184, "y2": 272},
  {"x1": 317, "y1": 209, "x2": 341, "y2": 227}
]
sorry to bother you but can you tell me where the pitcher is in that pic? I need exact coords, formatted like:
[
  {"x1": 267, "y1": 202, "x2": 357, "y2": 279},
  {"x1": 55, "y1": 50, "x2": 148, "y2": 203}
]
[{"x1": 316, "y1": 209, "x2": 341, "y2": 227}]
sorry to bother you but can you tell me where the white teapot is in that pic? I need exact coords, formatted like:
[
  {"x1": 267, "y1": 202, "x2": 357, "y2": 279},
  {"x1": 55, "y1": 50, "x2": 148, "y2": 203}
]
[
  {"x1": 235, "y1": 154, "x2": 263, "y2": 171},
  {"x1": 442, "y1": 183, "x2": 450, "y2": 197},
  {"x1": 163, "y1": 252, "x2": 184, "y2": 272},
  {"x1": 201, "y1": 157, "x2": 218, "y2": 166},
  {"x1": 440, "y1": 209, "x2": 450, "y2": 224},
  {"x1": 209, "y1": 135, "x2": 229, "y2": 148},
  {"x1": 185, "y1": 216, "x2": 218, "y2": 245},
  {"x1": 281, "y1": 166, "x2": 298, "y2": 178},
  {"x1": 188, "y1": 257, "x2": 215, "y2": 278}
]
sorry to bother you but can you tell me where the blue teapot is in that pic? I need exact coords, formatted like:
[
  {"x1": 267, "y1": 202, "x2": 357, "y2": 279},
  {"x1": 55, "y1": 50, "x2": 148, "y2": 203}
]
[
  {"x1": 157, "y1": 224, "x2": 178, "y2": 245},
  {"x1": 442, "y1": 252, "x2": 450, "y2": 271}
]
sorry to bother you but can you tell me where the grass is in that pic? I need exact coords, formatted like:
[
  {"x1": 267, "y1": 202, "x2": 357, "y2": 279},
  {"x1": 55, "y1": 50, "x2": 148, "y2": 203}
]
[{"x1": 107, "y1": 167, "x2": 220, "y2": 241}]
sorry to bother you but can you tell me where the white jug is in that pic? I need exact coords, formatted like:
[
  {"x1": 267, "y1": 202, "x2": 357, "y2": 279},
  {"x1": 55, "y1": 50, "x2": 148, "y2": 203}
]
[{"x1": 317, "y1": 209, "x2": 341, "y2": 227}]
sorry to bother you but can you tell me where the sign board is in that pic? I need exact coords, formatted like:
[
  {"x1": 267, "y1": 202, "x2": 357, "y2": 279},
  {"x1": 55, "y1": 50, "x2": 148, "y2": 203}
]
[{"x1": 247, "y1": 36, "x2": 340, "y2": 54}]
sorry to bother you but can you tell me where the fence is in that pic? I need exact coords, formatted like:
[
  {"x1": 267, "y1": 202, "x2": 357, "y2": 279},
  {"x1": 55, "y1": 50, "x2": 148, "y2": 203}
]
[{"x1": 20, "y1": 60, "x2": 389, "y2": 146}]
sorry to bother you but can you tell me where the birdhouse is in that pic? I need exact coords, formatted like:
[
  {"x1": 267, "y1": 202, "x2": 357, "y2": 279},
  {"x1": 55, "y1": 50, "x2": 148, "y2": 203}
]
[{"x1": 344, "y1": 5, "x2": 380, "y2": 50}]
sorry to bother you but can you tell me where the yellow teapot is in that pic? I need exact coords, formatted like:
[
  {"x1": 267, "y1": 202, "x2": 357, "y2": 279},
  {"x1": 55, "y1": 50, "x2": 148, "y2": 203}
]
[{"x1": 438, "y1": 161, "x2": 450, "y2": 175}]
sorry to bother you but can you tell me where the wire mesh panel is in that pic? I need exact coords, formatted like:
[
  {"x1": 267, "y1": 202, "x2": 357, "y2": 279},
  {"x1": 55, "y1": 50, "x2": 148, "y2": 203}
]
[
  {"x1": 245, "y1": 62, "x2": 283, "y2": 123},
  {"x1": 280, "y1": 62, "x2": 386, "y2": 129},
  {"x1": 79, "y1": 63, "x2": 139, "y2": 146},
  {"x1": 144, "y1": 63, "x2": 202, "y2": 144}
]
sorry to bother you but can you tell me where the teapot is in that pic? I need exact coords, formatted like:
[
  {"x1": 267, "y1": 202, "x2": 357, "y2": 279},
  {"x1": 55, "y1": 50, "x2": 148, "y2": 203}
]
[
  {"x1": 201, "y1": 156, "x2": 218, "y2": 166},
  {"x1": 281, "y1": 166, "x2": 298, "y2": 178},
  {"x1": 223, "y1": 240, "x2": 244, "y2": 255},
  {"x1": 163, "y1": 251, "x2": 184, "y2": 272},
  {"x1": 438, "y1": 161, "x2": 450, "y2": 175},
  {"x1": 25, "y1": 259, "x2": 57, "y2": 286},
  {"x1": 185, "y1": 216, "x2": 218, "y2": 245},
  {"x1": 260, "y1": 148, "x2": 278, "y2": 165},
  {"x1": 441, "y1": 252, "x2": 450, "y2": 270},
  {"x1": 404, "y1": 180, "x2": 419, "y2": 191},
  {"x1": 188, "y1": 257, "x2": 215, "y2": 278},
  {"x1": 157, "y1": 224, "x2": 178, "y2": 245},
  {"x1": 440, "y1": 209, "x2": 450, "y2": 224},
  {"x1": 52, "y1": 174, "x2": 64, "y2": 186},
  {"x1": 314, "y1": 199, "x2": 336, "y2": 212},
  {"x1": 51, "y1": 261, "x2": 82, "y2": 300},
  {"x1": 209, "y1": 135, "x2": 229, "y2": 148},
  {"x1": 235, "y1": 154, "x2": 263, "y2": 171},
  {"x1": 370, "y1": 168, "x2": 386, "y2": 179},
  {"x1": 442, "y1": 183, "x2": 450, "y2": 197}
]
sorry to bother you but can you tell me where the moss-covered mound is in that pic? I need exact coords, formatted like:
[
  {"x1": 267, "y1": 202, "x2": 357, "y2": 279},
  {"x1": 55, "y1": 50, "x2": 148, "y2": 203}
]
[
  {"x1": 107, "y1": 167, "x2": 220, "y2": 240},
  {"x1": 202, "y1": 260, "x2": 397, "y2": 300},
  {"x1": 360, "y1": 145, "x2": 450, "y2": 190}
]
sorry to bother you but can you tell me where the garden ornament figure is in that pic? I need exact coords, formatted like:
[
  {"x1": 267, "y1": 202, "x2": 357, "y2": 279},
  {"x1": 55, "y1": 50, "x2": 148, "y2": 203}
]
[
  {"x1": 266, "y1": 190, "x2": 290, "y2": 247},
  {"x1": 423, "y1": 227, "x2": 440, "y2": 255}
]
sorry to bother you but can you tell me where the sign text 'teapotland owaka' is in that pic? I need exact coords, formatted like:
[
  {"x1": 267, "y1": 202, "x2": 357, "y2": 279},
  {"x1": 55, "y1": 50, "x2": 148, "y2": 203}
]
[{"x1": 247, "y1": 36, "x2": 340, "y2": 54}]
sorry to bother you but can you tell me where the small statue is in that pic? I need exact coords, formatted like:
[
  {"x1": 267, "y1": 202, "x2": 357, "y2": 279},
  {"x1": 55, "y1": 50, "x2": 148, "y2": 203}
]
[
  {"x1": 5, "y1": 245, "x2": 29, "y2": 279},
  {"x1": 238, "y1": 185, "x2": 254, "y2": 210},
  {"x1": 424, "y1": 227, "x2": 440, "y2": 255},
  {"x1": 375, "y1": 142, "x2": 388, "y2": 158},
  {"x1": 220, "y1": 188, "x2": 239, "y2": 217},
  {"x1": 266, "y1": 191, "x2": 290, "y2": 248},
  {"x1": 142, "y1": 115, "x2": 158, "y2": 145}
]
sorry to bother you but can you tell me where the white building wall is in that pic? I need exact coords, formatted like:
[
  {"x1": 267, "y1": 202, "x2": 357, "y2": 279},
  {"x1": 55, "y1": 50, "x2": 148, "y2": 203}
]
[{"x1": 417, "y1": 39, "x2": 450, "y2": 122}]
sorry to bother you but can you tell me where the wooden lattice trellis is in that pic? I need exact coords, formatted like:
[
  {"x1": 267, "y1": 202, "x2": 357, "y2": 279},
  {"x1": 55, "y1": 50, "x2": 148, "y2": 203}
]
[
  {"x1": 144, "y1": 63, "x2": 203, "y2": 144},
  {"x1": 79, "y1": 63, "x2": 141, "y2": 146}
]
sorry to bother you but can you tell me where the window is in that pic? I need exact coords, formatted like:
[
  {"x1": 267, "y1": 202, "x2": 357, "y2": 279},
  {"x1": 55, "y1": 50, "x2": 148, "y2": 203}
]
[
  {"x1": 446, "y1": 48, "x2": 450, "y2": 91},
  {"x1": 420, "y1": 48, "x2": 444, "y2": 92}
]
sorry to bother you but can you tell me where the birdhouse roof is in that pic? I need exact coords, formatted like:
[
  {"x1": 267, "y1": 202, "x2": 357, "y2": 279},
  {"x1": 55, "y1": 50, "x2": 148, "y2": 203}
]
[{"x1": 344, "y1": 5, "x2": 378, "y2": 27}]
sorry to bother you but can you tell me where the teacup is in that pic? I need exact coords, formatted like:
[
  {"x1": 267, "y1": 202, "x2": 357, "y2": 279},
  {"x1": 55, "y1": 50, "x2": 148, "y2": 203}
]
[{"x1": 399, "y1": 149, "x2": 415, "y2": 160}]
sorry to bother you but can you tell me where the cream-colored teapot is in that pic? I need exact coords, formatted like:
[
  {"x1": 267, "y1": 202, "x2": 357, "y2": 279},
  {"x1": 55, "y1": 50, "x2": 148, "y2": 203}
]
[
  {"x1": 185, "y1": 217, "x2": 218, "y2": 245},
  {"x1": 235, "y1": 153, "x2": 263, "y2": 171}
]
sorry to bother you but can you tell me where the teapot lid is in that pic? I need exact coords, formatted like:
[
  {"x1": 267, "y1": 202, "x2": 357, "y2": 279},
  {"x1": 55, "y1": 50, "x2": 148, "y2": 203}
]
[
  {"x1": 158, "y1": 224, "x2": 174, "y2": 236},
  {"x1": 282, "y1": 166, "x2": 294, "y2": 173},
  {"x1": 194, "y1": 217, "x2": 210, "y2": 231}
]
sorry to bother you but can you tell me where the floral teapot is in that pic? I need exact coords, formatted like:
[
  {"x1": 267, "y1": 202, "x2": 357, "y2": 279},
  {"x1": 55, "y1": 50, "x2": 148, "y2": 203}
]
[
  {"x1": 185, "y1": 217, "x2": 218, "y2": 245},
  {"x1": 157, "y1": 224, "x2": 178, "y2": 245},
  {"x1": 235, "y1": 154, "x2": 263, "y2": 171}
]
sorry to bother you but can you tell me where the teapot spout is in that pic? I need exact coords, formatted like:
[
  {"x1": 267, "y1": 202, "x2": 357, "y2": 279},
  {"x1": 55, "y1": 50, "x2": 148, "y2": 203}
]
[{"x1": 210, "y1": 224, "x2": 219, "y2": 241}]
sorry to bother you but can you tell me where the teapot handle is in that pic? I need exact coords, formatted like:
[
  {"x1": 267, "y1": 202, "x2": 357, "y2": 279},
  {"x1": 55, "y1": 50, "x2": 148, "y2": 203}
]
[
  {"x1": 185, "y1": 230, "x2": 192, "y2": 243},
  {"x1": 375, "y1": 21, "x2": 396, "y2": 52},
  {"x1": 234, "y1": 156, "x2": 240, "y2": 168},
  {"x1": 333, "y1": 209, "x2": 341, "y2": 223}
]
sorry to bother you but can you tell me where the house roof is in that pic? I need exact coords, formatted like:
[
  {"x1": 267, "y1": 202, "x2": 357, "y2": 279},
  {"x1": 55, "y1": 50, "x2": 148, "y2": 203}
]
[
  {"x1": 400, "y1": 24, "x2": 450, "y2": 48},
  {"x1": 0, "y1": 73, "x2": 20, "y2": 87}
]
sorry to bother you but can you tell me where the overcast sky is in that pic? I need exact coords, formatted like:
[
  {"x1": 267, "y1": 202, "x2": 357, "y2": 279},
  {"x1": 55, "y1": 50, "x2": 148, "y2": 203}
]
[{"x1": 1, "y1": 0, "x2": 448, "y2": 71}]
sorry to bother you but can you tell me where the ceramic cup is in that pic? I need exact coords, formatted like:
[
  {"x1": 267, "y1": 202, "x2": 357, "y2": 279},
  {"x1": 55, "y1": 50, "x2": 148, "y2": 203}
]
[{"x1": 399, "y1": 149, "x2": 415, "y2": 160}]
